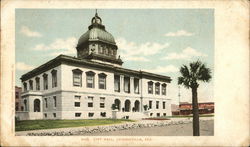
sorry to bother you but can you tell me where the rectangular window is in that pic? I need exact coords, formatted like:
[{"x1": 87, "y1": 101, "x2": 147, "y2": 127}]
[
  {"x1": 124, "y1": 77, "x2": 130, "y2": 93},
  {"x1": 29, "y1": 80, "x2": 33, "y2": 90},
  {"x1": 44, "y1": 98, "x2": 48, "y2": 108},
  {"x1": 155, "y1": 83, "x2": 160, "y2": 95},
  {"x1": 88, "y1": 113, "x2": 94, "y2": 117},
  {"x1": 134, "y1": 78, "x2": 140, "y2": 94},
  {"x1": 88, "y1": 96, "x2": 93, "y2": 107},
  {"x1": 87, "y1": 75, "x2": 94, "y2": 88},
  {"x1": 163, "y1": 113, "x2": 166, "y2": 116},
  {"x1": 156, "y1": 101, "x2": 159, "y2": 109},
  {"x1": 148, "y1": 82, "x2": 153, "y2": 94},
  {"x1": 114, "y1": 75, "x2": 120, "y2": 92},
  {"x1": 75, "y1": 102, "x2": 80, "y2": 107},
  {"x1": 75, "y1": 113, "x2": 81, "y2": 117},
  {"x1": 73, "y1": 72, "x2": 82, "y2": 87},
  {"x1": 53, "y1": 96, "x2": 57, "y2": 108},
  {"x1": 157, "y1": 113, "x2": 160, "y2": 117},
  {"x1": 163, "y1": 102, "x2": 166, "y2": 109},
  {"x1": 162, "y1": 84, "x2": 167, "y2": 95},
  {"x1": 100, "y1": 97, "x2": 105, "y2": 108},
  {"x1": 100, "y1": 112, "x2": 106, "y2": 117},
  {"x1": 53, "y1": 113, "x2": 56, "y2": 118},
  {"x1": 98, "y1": 74, "x2": 106, "y2": 89},
  {"x1": 52, "y1": 70, "x2": 57, "y2": 88},
  {"x1": 35, "y1": 77, "x2": 40, "y2": 90},
  {"x1": 149, "y1": 101, "x2": 152, "y2": 109},
  {"x1": 43, "y1": 74, "x2": 48, "y2": 90},
  {"x1": 44, "y1": 113, "x2": 47, "y2": 118}
]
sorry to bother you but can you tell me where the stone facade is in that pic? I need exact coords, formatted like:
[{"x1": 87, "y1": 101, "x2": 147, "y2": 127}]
[{"x1": 16, "y1": 12, "x2": 172, "y2": 120}]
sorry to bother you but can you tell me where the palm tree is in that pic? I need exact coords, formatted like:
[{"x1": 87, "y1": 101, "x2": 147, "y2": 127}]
[{"x1": 178, "y1": 60, "x2": 212, "y2": 136}]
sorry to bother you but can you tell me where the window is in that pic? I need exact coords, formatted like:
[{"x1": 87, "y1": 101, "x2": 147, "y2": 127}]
[
  {"x1": 29, "y1": 80, "x2": 33, "y2": 90},
  {"x1": 88, "y1": 96, "x2": 94, "y2": 107},
  {"x1": 98, "y1": 73, "x2": 107, "y2": 89},
  {"x1": 100, "y1": 97, "x2": 105, "y2": 108},
  {"x1": 51, "y1": 70, "x2": 57, "y2": 88},
  {"x1": 150, "y1": 113, "x2": 153, "y2": 116},
  {"x1": 149, "y1": 101, "x2": 152, "y2": 109},
  {"x1": 134, "y1": 78, "x2": 139, "y2": 94},
  {"x1": 155, "y1": 82, "x2": 160, "y2": 95},
  {"x1": 162, "y1": 83, "x2": 167, "y2": 95},
  {"x1": 24, "y1": 99, "x2": 27, "y2": 111},
  {"x1": 157, "y1": 113, "x2": 160, "y2": 117},
  {"x1": 44, "y1": 113, "x2": 47, "y2": 118},
  {"x1": 43, "y1": 74, "x2": 48, "y2": 90},
  {"x1": 163, "y1": 101, "x2": 166, "y2": 109},
  {"x1": 163, "y1": 113, "x2": 166, "y2": 116},
  {"x1": 86, "y1": 71, "x2": 95, "y2": 88},
  {"x1": 23, "y1": 82, "x2": 27, "y2": 92},
  {"x1": 148, "y1": 81, "x2": 153, "y2": 94},
  {"x1": 15, "y1": 92, "x2": 18, "y2": 99},
  {"x1": 74, "y1": 95, "x2": 81, "y2": 107},
  {"x1": 75, "y1": 113, "x2": 81, "y2": 117},
  {"x1": 35, "y1": 77, "x2": 40, "y2": 90},
  {"x1": 100, "y1": 112, "x2": 106, "y2": 117},
  {"x1": 114, "y1": 75, "x2": 120, "y2": 92},
  {"x1": 88, "y1": 113, "x2": 94, "y2": 117},
  {"x1": 44, "y1": 98, "x2": 48, "y2": 108},
  {"x1": 156, "y1": 101, "x2": 159, "y2": 109},
  {"x1": 72, "y1": 69, "x2": 83, "y2": 87},
  {"x1": 53, "y1": 113, "x2": 56, "y2": 118},
  {"x1": 15, "y1": 102, "x2": 19, "y2": 111},
  {"x1": 124, "y1": 77, "x2": 130, "y2": 93},
  {"x1": 53, "y1": 96, "x2": 57, "y2": 108},
  {"x1": 75, "y1": 102, "x2": 80, "y2": 107}
]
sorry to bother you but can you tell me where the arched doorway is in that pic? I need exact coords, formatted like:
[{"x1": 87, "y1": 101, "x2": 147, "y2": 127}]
[
  {"x1": 124, "y1": 100, "x2": 131, "y2": 112},
  {"x1": 134, "y1": 100, "x2": 140, "y2": 112},
  {"x1": 34, "y1": 99, "x2": 41, "y2": 112},
  {"x1": 114, "y1": 99, "x2": 121, "y2": 111}
]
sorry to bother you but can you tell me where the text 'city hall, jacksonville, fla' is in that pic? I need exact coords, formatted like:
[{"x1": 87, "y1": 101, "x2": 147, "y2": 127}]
[{"x1": 16, "y1": 12, "x2": 172, "y2": 120}]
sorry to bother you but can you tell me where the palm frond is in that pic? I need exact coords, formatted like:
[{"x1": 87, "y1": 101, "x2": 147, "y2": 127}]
[{"x1": 197, "y1": 63, "x2": 212, "y2": 82}]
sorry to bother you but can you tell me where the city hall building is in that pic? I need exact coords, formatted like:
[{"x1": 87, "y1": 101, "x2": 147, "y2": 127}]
[{"x1": 16, "y1": 12, "x2": 172, "y2": 120}]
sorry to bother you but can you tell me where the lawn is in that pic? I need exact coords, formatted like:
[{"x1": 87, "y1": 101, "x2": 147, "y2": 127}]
[{"x1": 15, "y1": 119, "x2": 135, "y2": 131}]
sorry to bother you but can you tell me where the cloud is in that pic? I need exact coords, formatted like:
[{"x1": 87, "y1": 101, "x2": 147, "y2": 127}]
[
  {"x1": 116, "y1": 37, "x2": 169, "y2": 62},
  {"x1": 164, "y1": 30, "x2": 194, "y2": 37},
  {"x1": 143, "y1": 65, "x2": 179, "y2": 73},
  {"x1": 20, "y1": 26, "x2": 42, "y2": 37},
  {"x1": 162, "y1": 47, "x2": 207, "y2": 60},
  {"x1": 16, "y1": 62, "x2": 35, "y2": 71},
  {"x1": 33, "y1": 37, "x2": 77, "y2": 56}
]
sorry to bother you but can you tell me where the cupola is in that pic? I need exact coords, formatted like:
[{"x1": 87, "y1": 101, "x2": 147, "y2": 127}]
[{"x1": 76, "y1": 10, "x2": 123, "y2": 66}]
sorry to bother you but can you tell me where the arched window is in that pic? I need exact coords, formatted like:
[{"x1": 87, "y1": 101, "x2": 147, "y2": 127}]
[
  {"x1": 34, "y1": 99, "x2": 41, "y2": 112},
  {"x1": 114, "y1": 99, "x2": 121, "y2": 111},
  {"x1": 29, "y1": 80, "x2": 33, "y2": 90},
  {"x1": 43, "y1": 73, "x2": 48, "y2": 90},
  {"x1": 86, "y1": 71, "x2": 95, "y2": 88},
  {"x1": 23, "y1": 82, "x2": 27, "y2": 92},
  {"x1": 148, "y1": 81, "x2": 154, "y2": 94},
  {"x1": 155, "y1": 82, "x2": 160, "y2": 95},
  {"x1": 51, "y1": 69, "x2": 57, "y2": 88},
  {"x1": 124, "y1": 100, "x2": 131, "y2": 112},
  {"x1": 162, "y1": 83, "x2": 167, "y2": 95},
  {"x1": 72, "y1": 69, "x2": 83, "y2": 87},
  {"x1": 24, "y1": 99, "x2": 27, "y2": 111},
  {"x1": 134, "y1": 100, "x2": 140, "y2": 112},
  {"x1": 98, "y1": 73, "x2": 107, "y2": 89},
  {"x1": 35, "y1": 77, "x2": 40, "y2": 90}
]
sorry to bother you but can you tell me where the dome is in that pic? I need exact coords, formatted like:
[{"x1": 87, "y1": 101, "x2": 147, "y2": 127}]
[
  {"x1": 77, "y1": 27, "x2": 116, "y2": 46},
  {"x1": 77, "y1": 12, "x2": 116, "y2": 46}
]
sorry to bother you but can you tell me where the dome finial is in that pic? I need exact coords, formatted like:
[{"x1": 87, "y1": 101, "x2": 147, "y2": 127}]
[{"x1": 95, "y1": 9, "x2": 98, "y2": 16}]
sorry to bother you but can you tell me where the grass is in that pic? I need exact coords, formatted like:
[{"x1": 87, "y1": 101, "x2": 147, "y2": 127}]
[{"x1": 15, "y1": 119, "x2": 135, "y2": 132}]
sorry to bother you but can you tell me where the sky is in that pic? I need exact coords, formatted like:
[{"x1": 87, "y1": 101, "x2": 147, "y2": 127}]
[{"x1": 15, "y1": 9, "x2": 214, "y2": 104}]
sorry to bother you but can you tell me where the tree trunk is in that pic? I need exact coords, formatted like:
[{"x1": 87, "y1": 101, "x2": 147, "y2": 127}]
[{"x1": 192, "y1": 87, "x2": 200, "y2": 136}]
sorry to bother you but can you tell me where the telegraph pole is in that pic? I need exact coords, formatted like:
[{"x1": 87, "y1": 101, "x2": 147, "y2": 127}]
[{"x1": 178, "y1": 86, "x2": 181, "y2": 105}]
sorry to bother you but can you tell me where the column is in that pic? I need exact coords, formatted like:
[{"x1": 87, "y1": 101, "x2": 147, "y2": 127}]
[{"x1": 130, "y1": 77, "x2": 134, "y2": 94}]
